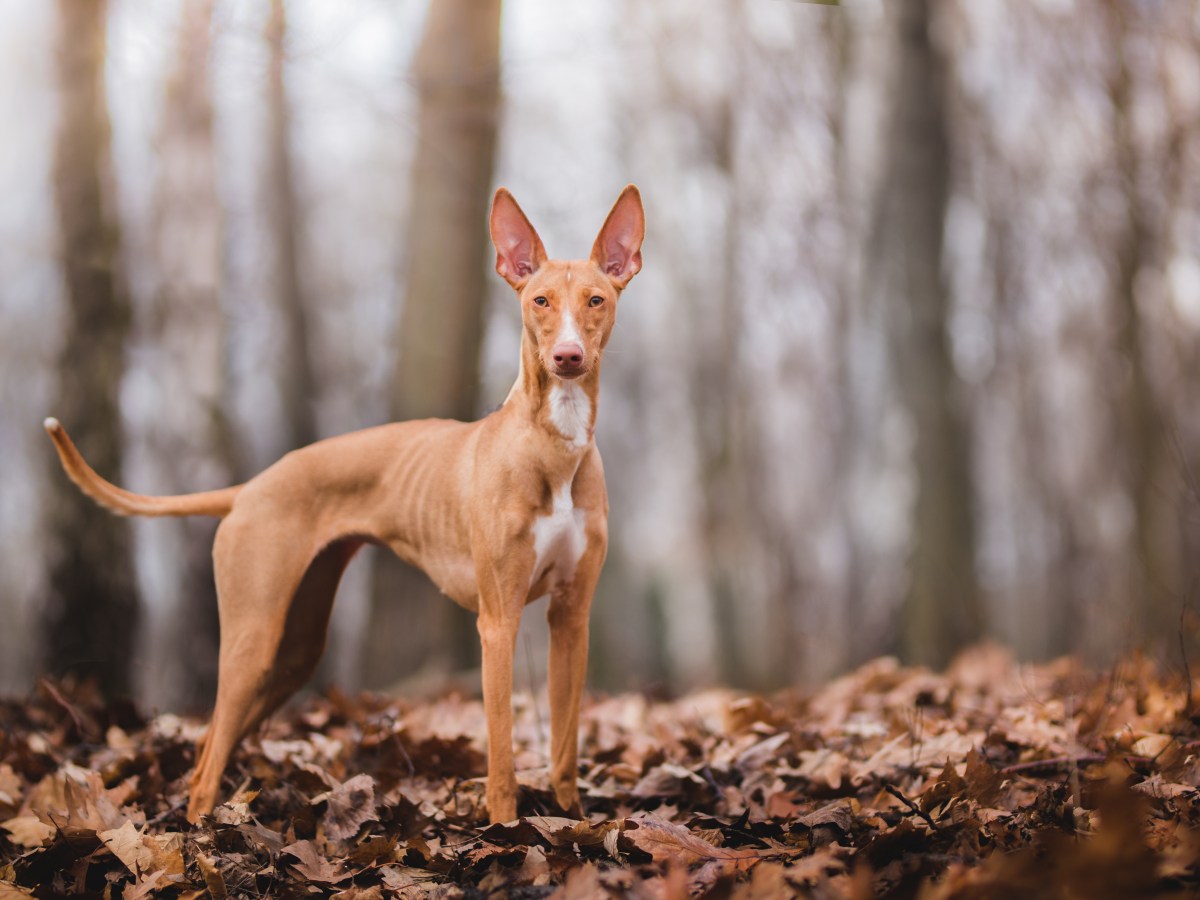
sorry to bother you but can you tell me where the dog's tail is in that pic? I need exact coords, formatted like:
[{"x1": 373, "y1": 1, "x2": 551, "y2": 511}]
[{"x1": 43, "y1": 418, "x2": 242, "y2": 518}]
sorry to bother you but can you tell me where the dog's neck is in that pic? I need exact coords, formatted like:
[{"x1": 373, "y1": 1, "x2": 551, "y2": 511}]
[{"x1": 504, "y1": 330, "x2": 599, "y2": 453}]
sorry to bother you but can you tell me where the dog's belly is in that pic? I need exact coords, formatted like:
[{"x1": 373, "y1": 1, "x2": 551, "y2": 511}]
[{"x1": 423, "y1": 551, "x2": 479, "y2": 610}]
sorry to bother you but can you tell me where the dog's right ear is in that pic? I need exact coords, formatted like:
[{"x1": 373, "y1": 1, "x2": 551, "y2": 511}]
[{"x1": 490, "y1": 188, "x2": 547, "y2": 290}]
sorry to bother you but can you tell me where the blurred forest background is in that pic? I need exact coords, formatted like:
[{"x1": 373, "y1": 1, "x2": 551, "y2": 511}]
[{"x1": 1, "y1": 0, "x2": 1198, "y2": 712}]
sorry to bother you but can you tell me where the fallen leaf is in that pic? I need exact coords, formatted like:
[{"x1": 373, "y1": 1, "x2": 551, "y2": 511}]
[
  {"x1": 196, "y1": 854, "x2": 227, "y2": 900},
  {"x1": 1, "y1": 815, "x2": 54, "y2": 848},
  {"x1": 378, "y1": 865, "x2": 434, "y2": 889},
  {"x1": 796, "y1": 748, "x2": 852, "y2": 790},
  {"x1": 99, "y1": 820, "x2": 151, "y2": 874},
  {"x1": 516, "y1": 844, "x2": 550, "y2": 885},
  {"x1": 320, "y1": 773, "x2": 378, "y2": 842},
  {"x1": 623, "y1": 814, "x2": 761, "y2": 871},
  {"x1": 632, "y1": 762, "x2": 707, "y2": 798},
  {"x1": 728, "y1": 861, "x2": 791, "y2": 899},
  {"x1": 122, "y1": 867, "x2": 168, "y2": 900},
  {"x1": 1130, "y1": 734, "x2": 1173, "y2": 758},
  {"x1": 0, "y1": 765, "x2": 23, "y2": 813},
  {"x1": 282, "y1": 839, "x2": 350, "y2": 884},
  {"x1": 795, "y1": 800, "x2": 856, "y2": 832},
  {"x1": 331, "y1": 887, "x2": 384, "y2": 900},
  {"x1": 547, "y1": 862, "x2": 604, "y2": 900}
]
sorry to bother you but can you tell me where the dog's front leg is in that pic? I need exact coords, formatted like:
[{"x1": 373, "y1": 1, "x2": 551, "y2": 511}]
[
  {"x1": 546, "y1": 539, "x2": 603, "y2": 817},
  {"x1": 475, "y1": 557, "x2": 531, "y2": 824}
]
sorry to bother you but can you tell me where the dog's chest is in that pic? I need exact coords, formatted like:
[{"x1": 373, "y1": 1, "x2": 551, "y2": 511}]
[
  {"x1": 548, "y1": 383, "x2": 591, "y2": 449},
  {"x1": 531, "y1": 481, "x2": 587, "y2": 589}
]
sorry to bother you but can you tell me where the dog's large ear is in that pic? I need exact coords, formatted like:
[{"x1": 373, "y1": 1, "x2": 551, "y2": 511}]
[
  {"x1": 590, "y1": 185, "x2": 644, "y2": 289},
  {"x1": 491, "y1": 188, "x2": 547, "y2": 290}
]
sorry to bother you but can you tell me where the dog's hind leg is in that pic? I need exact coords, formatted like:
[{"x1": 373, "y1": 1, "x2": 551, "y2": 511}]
[{"x1": 187, "y1": 515, "x2": 360, "y2": 823}]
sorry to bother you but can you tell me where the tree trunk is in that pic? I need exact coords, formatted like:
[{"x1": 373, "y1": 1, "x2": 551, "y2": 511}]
[
  {"x1": 830, "y1": 4, "x2": 892, "y2": 671},
  {"x1": 266, "y1": 0, "x2": 318, "y2": 454},
  {"x1": 1105, "y1": 1, "x2": 1178, "y2": 647},
  {"x1": 870, "y1": 0, "x2": 981, "y2": 666},
  {"x1": 691, "y1": 6, "x2": 754, "y2": 688},
  {"x1": 137, "y1": 0, "x2": 225, "y2": 711},
  {"x1": 364, "y1": 0, "x2": 502, "y2": 689},
  {"x1": 42, "y1": 0, "x2": 138, "y2": 694}
]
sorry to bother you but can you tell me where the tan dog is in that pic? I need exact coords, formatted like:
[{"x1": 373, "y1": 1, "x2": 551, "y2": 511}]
[{"x1": 44, "y1": 185, "x2": 645, "y2": 824}]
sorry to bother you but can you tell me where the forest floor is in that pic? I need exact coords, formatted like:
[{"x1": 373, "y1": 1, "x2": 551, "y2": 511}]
[{"x1": 2, "y1": 645, "x2": 1200, "y2": 898}]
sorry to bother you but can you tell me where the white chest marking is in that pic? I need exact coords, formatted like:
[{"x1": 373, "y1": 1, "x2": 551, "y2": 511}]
[
  {"x1": 532, "y1": 481, "x2": 587, "y2": 590},
  {"x1": 549, "y1": 381, "x2": 591, "y2": 449}
]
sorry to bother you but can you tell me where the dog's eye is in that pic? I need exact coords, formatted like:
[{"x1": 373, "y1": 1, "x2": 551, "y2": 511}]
[
  {"x1": 588, "y1": 295, "x2": 605, "y2": 308},
  {"x1": 532, "y1": 296, "x2": 549, "y2": 307}
]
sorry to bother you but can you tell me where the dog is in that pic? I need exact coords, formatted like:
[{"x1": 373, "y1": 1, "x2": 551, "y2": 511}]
[{"x1": 45, "y1": 184, "x2": 645, "y2": 824}]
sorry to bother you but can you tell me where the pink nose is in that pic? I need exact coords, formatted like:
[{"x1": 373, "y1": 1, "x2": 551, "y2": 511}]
[{"x1": 552, "y1": 342, "x2": 584, "y2": 371}]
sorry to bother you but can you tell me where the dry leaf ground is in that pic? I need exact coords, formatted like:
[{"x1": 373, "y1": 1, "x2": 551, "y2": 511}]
[{"x1": 2, "y1": 644, "x2": 1200, "y2": 898}]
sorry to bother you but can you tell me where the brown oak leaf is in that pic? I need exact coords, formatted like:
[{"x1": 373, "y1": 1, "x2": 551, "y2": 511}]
[
  {"x1": 623, "y1": 814, "x2": 761, "y2": 871},
  {"x1": 283, "y1": 839, "x2": 352, "y2": 884}
]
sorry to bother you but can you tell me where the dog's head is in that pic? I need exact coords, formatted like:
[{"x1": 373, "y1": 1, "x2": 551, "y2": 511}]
[{"x1": 490, "y1": 186, "x2": 644, "y2": 381}]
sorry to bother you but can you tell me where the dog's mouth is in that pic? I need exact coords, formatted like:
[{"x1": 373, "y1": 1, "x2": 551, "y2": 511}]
[{"x1": 551, "y1": 366, "x2": 588, "y2": 380}]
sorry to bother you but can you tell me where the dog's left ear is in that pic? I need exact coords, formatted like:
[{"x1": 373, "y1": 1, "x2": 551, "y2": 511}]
[{"x1": 591, "y1": 185, "x2": 644, "y2": 289}]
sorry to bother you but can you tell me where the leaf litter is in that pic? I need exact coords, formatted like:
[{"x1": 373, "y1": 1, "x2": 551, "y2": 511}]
[{"x1": 2, "y1": 644, "x2": 1200, "y2": 897}]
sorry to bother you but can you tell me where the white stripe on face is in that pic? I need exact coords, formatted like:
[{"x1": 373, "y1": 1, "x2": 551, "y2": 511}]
[{"x1": 557, "y1": 304, "x2": 582, "y2": 347}]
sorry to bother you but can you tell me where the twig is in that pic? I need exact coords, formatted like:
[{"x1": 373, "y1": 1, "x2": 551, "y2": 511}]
[
  {"x1": 39, "y1": 677, "x2": 91, "y2": 738},
  {"x1": 999, "y1": 755, "x2": 1106, "y2": 776},
  {"x1": 389, "y1": 723, "x2": 416, "y2": 778},
  {"x1": 883, "y1": 782, "x2": 937, "y2": 830},
  {"x1": 147, "y1": 797, "x2": 188, "y2": 826}
]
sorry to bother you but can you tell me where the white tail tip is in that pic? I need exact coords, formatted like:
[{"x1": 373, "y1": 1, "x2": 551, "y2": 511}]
[{"x1": 43, "y1": 417, "x2": 60, "y2": 433}]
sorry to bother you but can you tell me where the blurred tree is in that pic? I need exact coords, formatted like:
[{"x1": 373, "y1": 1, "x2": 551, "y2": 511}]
[
  {"x1": 982, "y1": 148, "x2": 1077, "y2": 656},
  {"x1": 266, "y1": 0, "x2": 318, "y2": 454},
  {"x1": 364, "y1": 0, "x2": 502, "y2": 688},
  {"x1": 138, "y1": 0, "x2": 226, "y2": 709},
  {"x1": 948, "y1": 15, "x2": 1067, "y2": 659},
  {"x1": 829, "y1": 4, "x2": 896, "y2": 669},
  {"x1": 1159, "y1": 12, "x2": 1200, "y2": 635},
  {"x1": 42, "y1": 0, "x2": 138, "y2": 693},
  {"x1": 870, "y1": 0, "x2": 981, "y2": 666},
  {"x1": 687, "y1": 3, "x2": 755, "y2": 687},
  {"x1": 1103, "y1": 0, "x2": 1182, "y2": 647}
]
